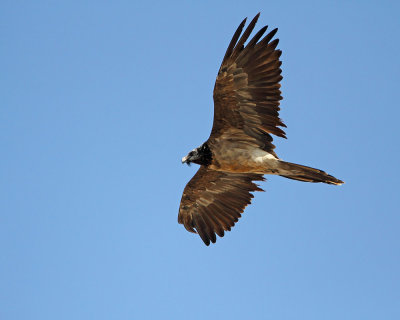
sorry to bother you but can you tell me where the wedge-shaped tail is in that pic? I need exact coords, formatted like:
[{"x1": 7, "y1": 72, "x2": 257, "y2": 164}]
[{"x1": 278, "y1": 161, "x2": 344, "y2": 185}]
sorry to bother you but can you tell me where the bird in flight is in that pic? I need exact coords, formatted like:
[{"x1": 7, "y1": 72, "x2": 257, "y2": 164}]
[{"x1": 179, "y1": 13, "x2": 343, "y2": 246}]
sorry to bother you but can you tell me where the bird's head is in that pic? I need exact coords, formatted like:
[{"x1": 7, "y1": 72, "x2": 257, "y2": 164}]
[
  {"x1": 181, "y1": 143, "x2": 212, "y2": 166},
  {"x1": 181, "y1": 148, "x2": 201, "y2": 166}
]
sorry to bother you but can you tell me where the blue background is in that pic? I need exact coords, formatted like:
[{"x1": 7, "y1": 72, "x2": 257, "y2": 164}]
[{"x1": 1, "y1": 1, "x2": 399, "y2": 319}]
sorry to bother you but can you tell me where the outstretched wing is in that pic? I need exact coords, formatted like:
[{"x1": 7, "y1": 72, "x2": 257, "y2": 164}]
[
  {"x1": 178, "y1": 166, "x2": 264, "y2": 246},
  {"x1": 211, "y1": 13, "x2": 285, "y2": 156}
]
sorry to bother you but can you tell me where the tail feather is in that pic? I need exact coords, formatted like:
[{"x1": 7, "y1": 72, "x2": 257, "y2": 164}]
[{"x1": 278, "y1": 161, "x2": 344, "y2": 185}]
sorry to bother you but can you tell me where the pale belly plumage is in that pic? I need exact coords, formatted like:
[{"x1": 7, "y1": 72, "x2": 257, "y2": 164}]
[{"x1": 209, "y1": 142, "x2": 281, "y2": 174}]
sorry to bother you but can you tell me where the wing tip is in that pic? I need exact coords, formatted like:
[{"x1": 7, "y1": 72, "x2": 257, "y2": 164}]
[{"x1": 252, "y1": 12, "x2": 261, "y2": 23}]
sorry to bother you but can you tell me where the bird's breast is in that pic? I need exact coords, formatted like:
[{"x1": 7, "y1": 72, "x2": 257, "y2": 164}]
[{"x1": 209, "y1": 142, "x2": 279, "y2": 174}]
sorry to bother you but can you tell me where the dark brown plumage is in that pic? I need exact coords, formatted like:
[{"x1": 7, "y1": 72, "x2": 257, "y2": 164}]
[
  {"x1": 178, "y1": 167, "x2": 264, "y2": 246},
  {"x1": 179, "y1": 13, "x2": 343, "y2": 246}
]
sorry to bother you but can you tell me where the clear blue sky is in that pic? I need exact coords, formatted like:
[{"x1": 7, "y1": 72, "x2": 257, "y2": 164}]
[{"x1": 1, "y1": 1, "x2": 399, "y2": 319}]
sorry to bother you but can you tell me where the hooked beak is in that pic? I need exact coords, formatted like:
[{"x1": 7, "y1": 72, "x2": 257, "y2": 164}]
[{"x1": 181, "y1": 155, "x2": 191, "y2": 165}]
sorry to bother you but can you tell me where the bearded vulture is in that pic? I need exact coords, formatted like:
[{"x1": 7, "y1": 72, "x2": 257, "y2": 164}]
[{"x1": 179, "y1": 13, "x2": 343, "y2": 246}]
